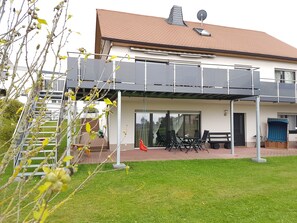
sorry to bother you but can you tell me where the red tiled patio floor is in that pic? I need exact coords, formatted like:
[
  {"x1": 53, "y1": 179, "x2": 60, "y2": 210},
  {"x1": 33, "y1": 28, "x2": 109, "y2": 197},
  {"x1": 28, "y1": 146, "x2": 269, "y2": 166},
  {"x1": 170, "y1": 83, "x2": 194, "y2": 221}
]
[{"x1": 77, "y1": 147, "x2": 297, "y2": 164}]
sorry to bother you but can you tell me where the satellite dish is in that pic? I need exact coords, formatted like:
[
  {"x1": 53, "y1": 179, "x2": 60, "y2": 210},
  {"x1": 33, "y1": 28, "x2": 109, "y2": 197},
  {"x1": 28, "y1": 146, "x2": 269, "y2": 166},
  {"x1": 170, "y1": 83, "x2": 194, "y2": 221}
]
[
  {"x1": 194, "y1": 9, "x2": 211, "y2": 36},
  {"x1": 197, "y1": 9, "x2": 207, "y2": 22}
]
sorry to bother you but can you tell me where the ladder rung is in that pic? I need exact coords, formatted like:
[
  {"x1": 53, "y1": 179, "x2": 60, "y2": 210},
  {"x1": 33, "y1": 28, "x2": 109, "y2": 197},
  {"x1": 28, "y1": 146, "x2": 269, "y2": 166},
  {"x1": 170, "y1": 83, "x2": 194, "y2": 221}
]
[
  {"x1": 23, "y1": 143, "x2": 56, "y2": 146},
  {"x1": 20, "y1": 150, "x2": 56, "y2": 153},
  {"x1": 19, "y1": 157, "x2": 55, "y2": 160},
  {"x1": 23, "y1": 164, "x2": 55, "y2": 168},
  {"x1": 39, "y1": 126, "x2": 57, "y2": 129},
  {"x1": 17, "y1": 172, "x2": 46, "y2": 177},
  {"x1": 39, "y1": 150, "x2": 56, "y2": 153}
]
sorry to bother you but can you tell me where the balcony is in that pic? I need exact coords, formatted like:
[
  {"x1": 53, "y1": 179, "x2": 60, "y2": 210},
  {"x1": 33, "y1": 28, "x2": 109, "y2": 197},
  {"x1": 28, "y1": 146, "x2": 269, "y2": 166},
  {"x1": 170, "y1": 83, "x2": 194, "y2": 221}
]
[
  {"x1": 260, "y1": 78, "x2": 297, "y2": 103},
  {"x1": 67, "y1": 57, "x2": 260, "y2": 100}
]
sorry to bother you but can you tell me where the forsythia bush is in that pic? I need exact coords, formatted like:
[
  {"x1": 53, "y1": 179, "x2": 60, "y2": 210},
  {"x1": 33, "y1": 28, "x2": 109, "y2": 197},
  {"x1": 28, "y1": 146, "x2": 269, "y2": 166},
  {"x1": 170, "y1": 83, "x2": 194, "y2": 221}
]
[{"x1": 0, "y1": 99, "x2": 23, "y2": 143}]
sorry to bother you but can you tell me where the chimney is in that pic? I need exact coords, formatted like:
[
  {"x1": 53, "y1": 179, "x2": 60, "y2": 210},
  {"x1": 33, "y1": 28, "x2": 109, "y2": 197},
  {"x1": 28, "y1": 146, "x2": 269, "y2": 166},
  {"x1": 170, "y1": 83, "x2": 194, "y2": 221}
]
[{"x1": 166, "y1": 5, "x2": 186, "y2": 26}]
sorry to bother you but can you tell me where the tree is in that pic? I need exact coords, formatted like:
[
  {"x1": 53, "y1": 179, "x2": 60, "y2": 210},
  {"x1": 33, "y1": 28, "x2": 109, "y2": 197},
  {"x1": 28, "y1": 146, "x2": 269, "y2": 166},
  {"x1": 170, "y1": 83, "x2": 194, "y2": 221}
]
[{"x1": 0, "y1": 1, "x2": 120, "y2": 222}]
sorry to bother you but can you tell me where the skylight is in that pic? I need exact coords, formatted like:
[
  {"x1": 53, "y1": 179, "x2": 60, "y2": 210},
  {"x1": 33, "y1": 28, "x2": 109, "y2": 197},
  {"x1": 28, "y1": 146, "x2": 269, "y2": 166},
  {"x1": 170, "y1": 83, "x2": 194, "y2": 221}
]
[{"x1": 193, "y1": 28, "x2": 211, "y2": 37}]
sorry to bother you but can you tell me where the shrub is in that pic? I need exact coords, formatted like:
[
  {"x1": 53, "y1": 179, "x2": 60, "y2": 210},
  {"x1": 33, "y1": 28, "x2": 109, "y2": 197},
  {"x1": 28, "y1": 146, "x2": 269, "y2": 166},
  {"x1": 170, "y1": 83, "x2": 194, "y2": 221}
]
[{"x1": 0, "y1": 99, "x2": 23, "y2": 142}]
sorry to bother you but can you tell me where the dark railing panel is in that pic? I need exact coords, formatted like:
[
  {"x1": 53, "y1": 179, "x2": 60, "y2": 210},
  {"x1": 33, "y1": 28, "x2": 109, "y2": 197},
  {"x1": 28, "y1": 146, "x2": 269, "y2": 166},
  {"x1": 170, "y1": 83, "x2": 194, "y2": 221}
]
[
  {"x1": 253, "y1": 71, "x2": 260, "y2": 89},
  {"x1": 146, "y1": 62, "x2": 168, "y2": 85},
  {"x1": 203, "y1": 68, "x2": 228, "y2": 94},
  {"x1": 82, "y1": 59, "x2": 113, "y2": 82},
  {"x1": 203, "y1": 68, "x2": 228, "y2": 87},
  {"x1": 175, "y1": 64, "x2": 201, "y2": 93},
  {"x1": 279, "y1": 83, "x2": 295, "y2": 102},
  {"x1": 229, "y1": 70, "x2": 251, "y2": 88},
  {"x1": 279, "y1": 83, "x2": 295, "y2": 97},
  {"x1": 67, "y1": 57, "x2": 78, "y2": 81},
  {"x1": 146, "y1": 62, "x2": 173, "y2": 92},
  {"x1": 175, "y1": 65, "x2": 201, "y2": 86},
  {"x1": 115, "y1": 61, "x2": 136, "y2": 83},
  {"x1": 116, "y1": 62, "x2": 145, "y2": 91},
  {"x1": 260, "y1": 82, "x2": 278, "y2": 97}
]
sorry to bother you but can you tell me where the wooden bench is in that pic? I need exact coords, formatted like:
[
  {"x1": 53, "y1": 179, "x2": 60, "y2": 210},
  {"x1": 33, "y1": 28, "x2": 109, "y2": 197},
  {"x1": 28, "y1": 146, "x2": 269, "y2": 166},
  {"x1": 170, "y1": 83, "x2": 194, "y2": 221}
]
[{"x1": 208, "y1": 132, "x2": 231, "y2": 149}]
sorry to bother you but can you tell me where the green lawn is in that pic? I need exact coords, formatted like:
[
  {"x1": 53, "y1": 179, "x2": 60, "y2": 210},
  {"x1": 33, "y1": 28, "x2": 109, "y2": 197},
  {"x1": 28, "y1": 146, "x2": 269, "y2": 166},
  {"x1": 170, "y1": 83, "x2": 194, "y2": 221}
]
[{"x1": 46, "y1": 156, "x2": 297, "y2": 223}]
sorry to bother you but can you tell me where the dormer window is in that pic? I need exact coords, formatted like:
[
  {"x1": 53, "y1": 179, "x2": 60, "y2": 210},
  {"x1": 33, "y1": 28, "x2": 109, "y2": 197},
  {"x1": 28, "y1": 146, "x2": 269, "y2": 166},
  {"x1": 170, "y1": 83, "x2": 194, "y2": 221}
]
[{"x1": 275, "y1": 69, "x2": 295, "y2": 84}]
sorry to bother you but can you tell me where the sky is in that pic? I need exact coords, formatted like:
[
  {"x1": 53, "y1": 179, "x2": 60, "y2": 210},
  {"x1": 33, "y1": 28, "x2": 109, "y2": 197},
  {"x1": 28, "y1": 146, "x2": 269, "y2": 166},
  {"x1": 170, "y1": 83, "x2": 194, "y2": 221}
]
[{"x1": 66, "y1": 0, "x2": 297, "y2": 54}]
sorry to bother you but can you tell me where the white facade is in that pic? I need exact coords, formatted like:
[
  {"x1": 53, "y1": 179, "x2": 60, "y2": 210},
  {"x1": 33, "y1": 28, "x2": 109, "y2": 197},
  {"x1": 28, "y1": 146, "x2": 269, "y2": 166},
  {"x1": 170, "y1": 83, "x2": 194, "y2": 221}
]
[
  {"x1": 110, "y1": 46, "x2": 297, "y2": 80},
  {"x1": 105, "y1": 46, "x2": 297, "y2": 150},
  {"x1": 108, "y1": 97, "x2": 297, "y2": 150}
]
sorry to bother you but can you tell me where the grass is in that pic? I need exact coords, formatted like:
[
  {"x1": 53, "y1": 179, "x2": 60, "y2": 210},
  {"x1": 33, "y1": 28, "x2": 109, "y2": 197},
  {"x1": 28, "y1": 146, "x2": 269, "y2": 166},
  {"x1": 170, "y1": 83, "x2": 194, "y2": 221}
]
[{"x1": 45, "y1": 156, "x2": 297, "y2": 223}]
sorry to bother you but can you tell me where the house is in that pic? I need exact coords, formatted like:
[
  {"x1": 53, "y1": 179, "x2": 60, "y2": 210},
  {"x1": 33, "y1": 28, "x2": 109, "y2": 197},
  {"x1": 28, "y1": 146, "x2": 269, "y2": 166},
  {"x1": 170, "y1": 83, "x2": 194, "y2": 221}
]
[{"x1": 67, "y1": 6, "x2": 297, "y2": 154}]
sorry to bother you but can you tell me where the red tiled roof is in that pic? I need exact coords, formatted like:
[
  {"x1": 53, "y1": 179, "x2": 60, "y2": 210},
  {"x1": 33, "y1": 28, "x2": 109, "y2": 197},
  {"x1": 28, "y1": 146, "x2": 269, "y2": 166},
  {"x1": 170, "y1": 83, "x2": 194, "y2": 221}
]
[{"x1": 96, "y1": 9, "x2": 297, "y2": 61}]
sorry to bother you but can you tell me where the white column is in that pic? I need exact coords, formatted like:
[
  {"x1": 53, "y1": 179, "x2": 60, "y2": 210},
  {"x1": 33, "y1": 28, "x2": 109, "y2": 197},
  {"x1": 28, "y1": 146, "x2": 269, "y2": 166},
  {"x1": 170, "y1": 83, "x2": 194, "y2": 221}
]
[
  {"x1": 252, "y1": 96, "x2": 266, "y2": 163},
  {"x1": 73, "y1": 100, "x2": 77, "y2": 138},
  {"x1": 230, "y1": 100, "x2": 235, "y2": 155},
  {"x1": 113, "y1": 91, "x2": 126, "y2": 169},
  {"x1": 66, "y1": 89, "x2": 73, "y2": 166}
]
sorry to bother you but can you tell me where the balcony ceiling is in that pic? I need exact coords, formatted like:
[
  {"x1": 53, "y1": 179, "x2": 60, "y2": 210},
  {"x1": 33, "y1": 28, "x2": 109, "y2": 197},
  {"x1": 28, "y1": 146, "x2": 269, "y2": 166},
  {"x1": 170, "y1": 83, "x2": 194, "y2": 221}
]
[{"x1": 75, "y1": 88, "x2": 253, "y2": 101}]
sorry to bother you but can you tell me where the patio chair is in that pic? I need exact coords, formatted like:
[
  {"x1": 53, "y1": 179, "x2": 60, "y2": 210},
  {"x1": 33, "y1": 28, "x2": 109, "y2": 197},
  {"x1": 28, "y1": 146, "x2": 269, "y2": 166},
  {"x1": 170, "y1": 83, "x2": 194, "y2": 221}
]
[
  {"x1": 168, "y1": 130, "x2": 188, "y2": 151},
  {"x1": 164, "y1": 131, "x2": 172, "y2": 150},
  {"x1": 156, "y1": 131, "x2": 167, "y2": 147},
  {"x1": 191, "y1": 130, "x2": 209, "y2": 153}
]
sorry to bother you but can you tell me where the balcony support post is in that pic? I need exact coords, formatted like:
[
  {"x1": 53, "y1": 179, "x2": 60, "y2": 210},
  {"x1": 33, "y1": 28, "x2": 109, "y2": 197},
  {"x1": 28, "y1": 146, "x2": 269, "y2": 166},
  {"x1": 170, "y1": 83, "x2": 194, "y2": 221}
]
[
  {"x1": 252, "y1": 96, "x2": 267, "y2": 163},
  {"x1": 230, "y1": 100, "x2": 235, "y2": 155},
  {"x1": 113, "y1": 90, "x2": 126, "y2": 169},
  {"x1": 173, "y1": 64, "x2": 176, "y2": 92},
  {"x1": 295, "y1": 83, "x2": 297, "y2": 103},
  {"x1": 201, "y1": 67, "x2": 204, "y2": 93},
  {"x1": 277, "y1": 82, "x2": 280, "y2": 103},
  {"x1": 251, "y1": 70, "x2": 255, "y2": 95},
  {"x1": 112, "y1": 61, "x2": 116, "y2": 90},
  {"x1": 227, "y1": 69, "x2": 230, "y2": 95},
  {"x1": 144, "y1": 61, "x2": 147, "y2": 91},
  {"x1": 66, "y1": 88, "x2": 73, "y2": 167}
]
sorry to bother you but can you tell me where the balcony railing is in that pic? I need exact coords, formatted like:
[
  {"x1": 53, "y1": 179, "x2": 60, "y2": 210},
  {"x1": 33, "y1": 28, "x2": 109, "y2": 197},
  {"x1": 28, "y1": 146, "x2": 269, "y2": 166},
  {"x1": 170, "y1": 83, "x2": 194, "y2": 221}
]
[
  {"x1": 67, "y1": 57, "x2": 260, "y2": 97},
  {"x1": 260, "y1": 78, "x2": 297, "y2": 103}
]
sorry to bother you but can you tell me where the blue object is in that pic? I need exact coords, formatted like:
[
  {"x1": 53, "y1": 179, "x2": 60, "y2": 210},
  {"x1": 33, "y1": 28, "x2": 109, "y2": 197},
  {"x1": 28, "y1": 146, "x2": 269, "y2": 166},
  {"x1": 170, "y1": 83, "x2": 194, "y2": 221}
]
[{"x1": 267, "y1": 118, "x2": 288, "y2": 142}]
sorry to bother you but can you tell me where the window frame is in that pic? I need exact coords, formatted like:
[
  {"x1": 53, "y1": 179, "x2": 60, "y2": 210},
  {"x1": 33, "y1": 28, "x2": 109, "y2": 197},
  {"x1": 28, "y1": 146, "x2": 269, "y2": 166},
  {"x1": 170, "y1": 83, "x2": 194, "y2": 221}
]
[
  {"x1": 278, "y1": 113, "x2": 297, "y2": 134},
  {"x1": 275, "y1": 69, "x2": 296, "y2": 84}
]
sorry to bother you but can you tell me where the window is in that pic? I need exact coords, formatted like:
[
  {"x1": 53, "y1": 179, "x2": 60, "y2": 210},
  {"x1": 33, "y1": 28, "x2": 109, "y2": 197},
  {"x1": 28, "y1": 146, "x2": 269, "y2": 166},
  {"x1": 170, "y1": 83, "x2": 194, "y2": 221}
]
[
  {"x1": 135, "y1": 111, "x2": 201, "y2": 147},
  {"x1": 278, "y1": 114, "x2": 297, "y2": 133},
  {"x1": 170, "y1": 113, "x2": 200, "y2": 138},
  {"x1": 135, "y1": 111, "x2": 167, "y2": 147},
  {"x1": 275, "y1": 69, "x2": 295, "y2": 84}
]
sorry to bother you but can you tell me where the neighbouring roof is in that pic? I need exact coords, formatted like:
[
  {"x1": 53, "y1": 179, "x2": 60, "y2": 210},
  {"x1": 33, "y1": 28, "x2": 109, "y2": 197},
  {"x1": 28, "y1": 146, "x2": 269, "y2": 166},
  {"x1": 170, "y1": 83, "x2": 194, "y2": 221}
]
[{"x1": 96, "y1": 9, "x2": 297, "y2": 62}]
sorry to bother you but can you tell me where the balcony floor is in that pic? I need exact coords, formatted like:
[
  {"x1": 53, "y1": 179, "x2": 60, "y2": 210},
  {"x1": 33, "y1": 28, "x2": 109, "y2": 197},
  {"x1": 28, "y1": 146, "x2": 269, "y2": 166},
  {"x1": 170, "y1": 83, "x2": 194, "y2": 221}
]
[{"x1": 77, "y1": 147, "x2": 297, "y2": 164}]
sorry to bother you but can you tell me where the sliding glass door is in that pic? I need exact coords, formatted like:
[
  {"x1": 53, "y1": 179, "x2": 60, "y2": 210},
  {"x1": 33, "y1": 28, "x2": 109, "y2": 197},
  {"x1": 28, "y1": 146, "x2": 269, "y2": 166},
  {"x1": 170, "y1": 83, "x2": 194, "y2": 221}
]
[
  {"x1": 135, "y1": 112, "x2": 167, "y2": 147},
  {"x1": 135, "y1": 111, "x2": 200, "y2": 148},
  {"x1": 170, "y1": 112, "x2": 201, "y2": 138}
]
